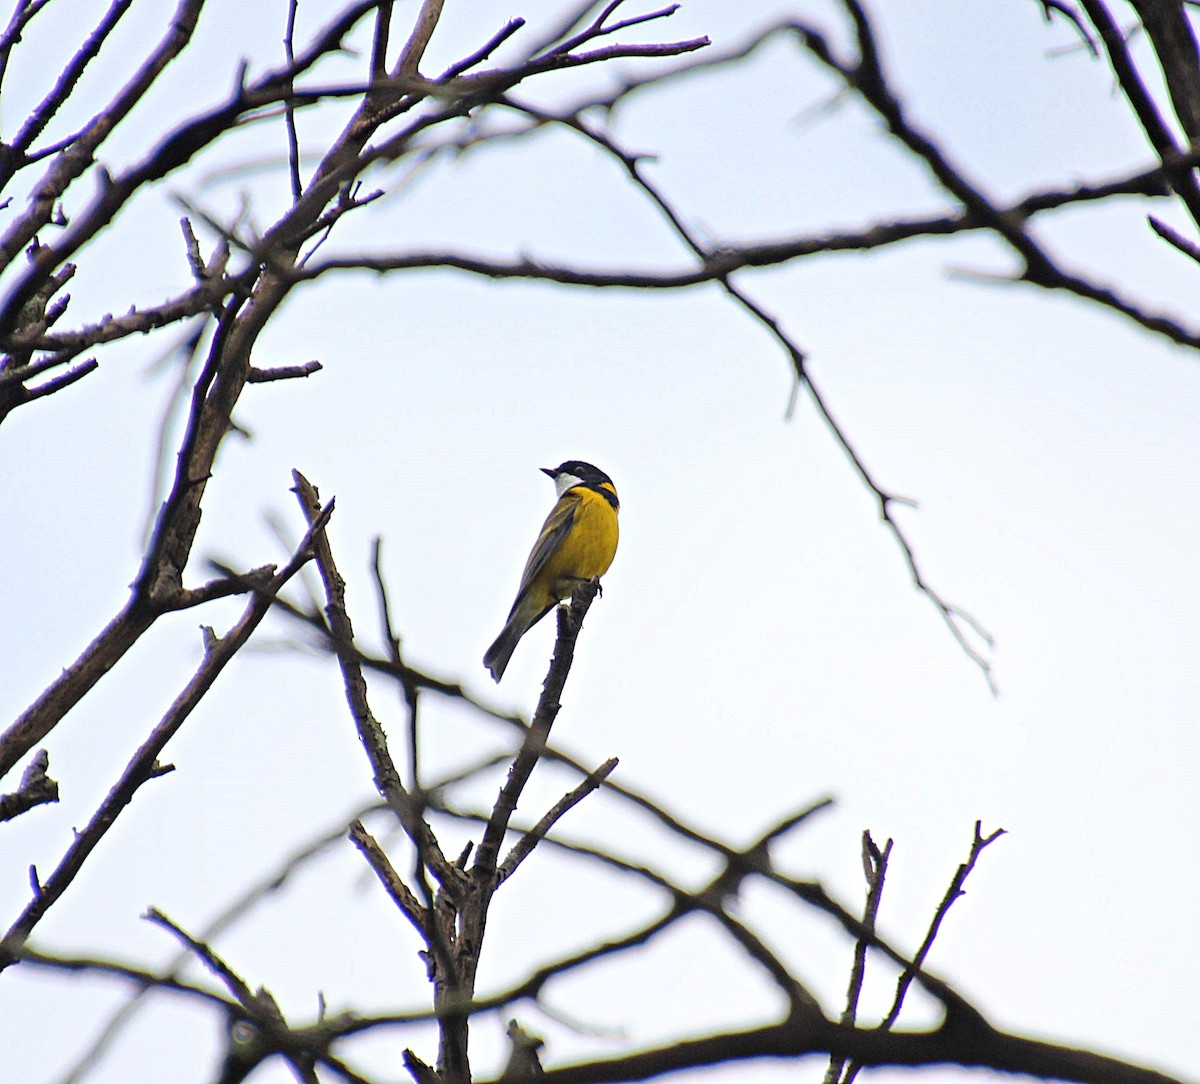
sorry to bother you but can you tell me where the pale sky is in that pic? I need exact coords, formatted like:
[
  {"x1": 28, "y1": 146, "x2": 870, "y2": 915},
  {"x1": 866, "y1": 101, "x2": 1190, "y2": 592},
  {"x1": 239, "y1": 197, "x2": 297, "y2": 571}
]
[{"x1": 2, "y1": 2, "x2": 1197, "y2": 1082}]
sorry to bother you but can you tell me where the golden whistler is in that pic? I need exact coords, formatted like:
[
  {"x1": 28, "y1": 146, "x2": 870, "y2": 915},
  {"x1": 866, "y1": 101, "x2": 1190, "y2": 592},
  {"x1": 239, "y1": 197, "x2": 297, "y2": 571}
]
[{"x1": 484, "y1": 461, "x2": 619, "y2": 682}]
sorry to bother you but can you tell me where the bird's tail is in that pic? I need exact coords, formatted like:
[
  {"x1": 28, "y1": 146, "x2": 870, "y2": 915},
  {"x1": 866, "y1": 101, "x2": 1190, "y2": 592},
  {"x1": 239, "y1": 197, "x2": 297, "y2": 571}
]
[{"x1": 483, "y1": 617, "x2": 526, "y2": 682}]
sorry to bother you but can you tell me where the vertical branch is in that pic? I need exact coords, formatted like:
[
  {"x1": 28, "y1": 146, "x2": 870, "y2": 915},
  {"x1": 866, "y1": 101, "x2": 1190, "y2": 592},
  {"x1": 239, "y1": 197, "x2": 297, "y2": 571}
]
[
  {"x1": 289, "y1": 470, "x2": 458, "y2": 891},
  {"x1": 371, "y1": 0, "x2": 394, "y2": 77},
  {"x1": 283, "y1": 0, "x2": 303, "y2": 201},
  {"x1": 371, "y1": 537, "x2": 421, "y2": 792},
  {"x1": 472, "y1": 580, "x2": 601, "y2": 884},
  {"x1": 429, "y1": 581, "x2": 600, "y2": 1081},
  {"x1": 396, "y1": 0, "x2": 445, "y2": 74},
  {"x1": 827, "y1": 831, "x2": 892, "y2": 1084}
]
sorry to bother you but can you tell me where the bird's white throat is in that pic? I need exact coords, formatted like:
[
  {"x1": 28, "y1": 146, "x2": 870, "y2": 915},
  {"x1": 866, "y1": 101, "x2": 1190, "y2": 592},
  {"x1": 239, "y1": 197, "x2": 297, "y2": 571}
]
[{"x1": 553, "y1": 472, "x2": 582, "y2": 497}]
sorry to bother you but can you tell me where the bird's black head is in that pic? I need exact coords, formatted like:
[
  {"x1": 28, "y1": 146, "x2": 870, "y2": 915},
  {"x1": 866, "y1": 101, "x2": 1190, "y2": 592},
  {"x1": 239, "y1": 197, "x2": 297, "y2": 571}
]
[
  {"x1": 541, "y1": 461, "x2": 613, "y2": 487},
  {"x1": 541, "y1": 461, "x2": 616, "y2": 501}
]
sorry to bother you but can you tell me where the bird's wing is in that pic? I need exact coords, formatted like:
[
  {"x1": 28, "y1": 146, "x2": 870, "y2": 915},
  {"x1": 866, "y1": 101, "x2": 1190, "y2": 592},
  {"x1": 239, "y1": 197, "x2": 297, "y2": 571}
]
[{"x1": 508, "y1": 495, "x2": 578, "y2": 615}]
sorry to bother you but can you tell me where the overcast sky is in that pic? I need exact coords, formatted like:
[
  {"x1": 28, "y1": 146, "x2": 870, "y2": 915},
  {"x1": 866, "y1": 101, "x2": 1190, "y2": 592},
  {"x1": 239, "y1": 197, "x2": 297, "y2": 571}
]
[{"x1": 2, "y1": 2, "x2": 1197, "y2": 1082}]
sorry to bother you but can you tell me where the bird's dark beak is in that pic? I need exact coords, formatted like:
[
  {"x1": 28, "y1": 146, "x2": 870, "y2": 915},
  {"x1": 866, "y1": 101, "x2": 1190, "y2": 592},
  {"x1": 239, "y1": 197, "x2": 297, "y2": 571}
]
[{"x1": 540, "y1": 467, "x2": 555, "y2": 478}]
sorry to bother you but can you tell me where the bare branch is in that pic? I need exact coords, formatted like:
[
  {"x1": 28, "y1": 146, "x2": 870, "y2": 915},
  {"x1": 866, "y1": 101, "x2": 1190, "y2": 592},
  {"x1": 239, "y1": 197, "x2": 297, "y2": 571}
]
[
  {"x1": 0, "y1": 601, "x2": 156, "y2": 783},
  {"x1": 0, "y1": 0, "x2": 380, "y2": 332},
  {"x1": 290, "y1": 470, "x2": 461, "y2": 893},
  {"x1": 437, "y1": 796, "x2": 827, "y2": 1017},
  {"x1": 1132, "y1": 0, "x2": 1200, "y2": 143},
  {"x1": 2, "y1": 274, "x2": 251, "y2": 361},
  {"x1": 0, "y1": 749, "x2": 59, "y2": 822},
  {"x1": 496, "y1": 757, "x2": 618, "y2": 884},
  {"x1": 827, "y1": 831, "x2": 892, "y2": 1084},
  {"x1": 289, "y1": 148, "x2": 1200, "y2": 354},
  {"x1": 348, "y1": 819, "x2": 428, "y2": 935},
  {"x1": 1149, "y1": 212, "x2": 1200, "y2": 264},
  {"x1": 542, "y1": 1, "x2": 683, "y2": 59},
  {"x1": 1080, "y1": 0, "x2": 1200, "y2": 229},
  {"x1": 0, "y1": 0, "x2": 207, "y2": 268},
  {"x1": 525, "y1": 1017, "x2": 1187, "y2": 1084},
  {"x1": 404, "y1": 1049, "x2": 442, "y2": 1084},
  {"x1": 878, "y1": 822, "x2": 1006, "y2": 1033},
  {"x1": 12, "y1": 945, "x2": 239, "y2": 1012},
  {"x1": 247, "y1": 360, "x2": 323, "y2": 382},
  {"x1": 440, "y1": 19, "x2": 527, "y2": 82},
  {"x1": 472, "y1": 580, "x2": 602, "y2": 886},
  {"x1": 0, "y1": 498, "x2": 333, "y2": 965},
  {"x1": 396, "y1": 0, "x2": 445, "y2": 75},
  {"x1": 10, "y1": 0, "x2": 137, "y2": 157},
  {"x1": 283, "y1": 0, "x2": 303, "y2": 202},
  {"x1": 370, "y1": 0, "x2": 393, "y2": 78},
  {"x1": 368, "y1": 537, "x2": 425, "y2": 799},
  {"x1": 16, "y1": 356, "x2": 98, "y2": 405},
  {"x1": 145, "y1": 909, "x2": 332, "y2": 1084},
  {"x1": 0, "y1": 0, "x2": 57, "y2": 95},
  {"x1": 145, "y1": 907, "x2": 260, "y2": 1006},
  {"x1": 1037, "y1": 0, "x2": 1100, "y2": 55},
  {"x1": 167, "y1": 564, "x2": 278, "y2": 610},
  {"x1": 20, "y1": 943, "x2": 369, "y2": 1084},
  {"x1": 55, "y1": 801, "x2": 388, "y2": 1083}
]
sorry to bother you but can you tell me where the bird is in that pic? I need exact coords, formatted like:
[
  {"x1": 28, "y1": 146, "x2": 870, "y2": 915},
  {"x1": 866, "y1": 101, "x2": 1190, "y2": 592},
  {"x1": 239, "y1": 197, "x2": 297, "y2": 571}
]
[{"x1": 484, "y1": 461, "x2": 620, "y2": 682}]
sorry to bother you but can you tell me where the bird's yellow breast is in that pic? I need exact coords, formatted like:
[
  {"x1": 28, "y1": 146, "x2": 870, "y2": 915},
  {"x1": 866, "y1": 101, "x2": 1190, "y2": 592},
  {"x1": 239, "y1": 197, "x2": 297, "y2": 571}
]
[{"x1": 543, "y1": 483, "x2": 619, "y2": 599}]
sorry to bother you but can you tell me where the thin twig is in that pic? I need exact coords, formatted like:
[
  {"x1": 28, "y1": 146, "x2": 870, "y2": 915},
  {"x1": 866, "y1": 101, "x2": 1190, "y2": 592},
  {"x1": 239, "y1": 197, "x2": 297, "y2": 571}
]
[
  {"x1": 876, "y1": 821, "x2": 1006, "y2": 1033},
  {"x1": 12, "y1": 945, "x2": 239, "y2": 1011},
  {"x1": 283, "y1": 0, "x2": 303, "y2": 201},
  {"x1": 370, "y1": 537, "x2": 421, "y2": 792},
  {"x1": 496, "y1": 757, "x2": 618, "y2": 883},
  {"x1": 18, "y1": 357, "x2": 98, "y2": 402},
  {"x1": 826, "y1": 831, "x2": 892, "y2": 1084},
  {"x1": 247, "y1": 360, "x2": 323, "y2": 382},
  {"x1": 1148, "y1": 213, "x2": 1200, "y2": 265}
]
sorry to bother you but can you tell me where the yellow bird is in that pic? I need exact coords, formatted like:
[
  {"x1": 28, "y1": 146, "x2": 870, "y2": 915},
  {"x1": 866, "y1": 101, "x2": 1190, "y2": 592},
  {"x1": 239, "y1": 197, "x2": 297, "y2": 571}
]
[{"x1": 484, "y1": 461, "x2": 620, "y2": 682}]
